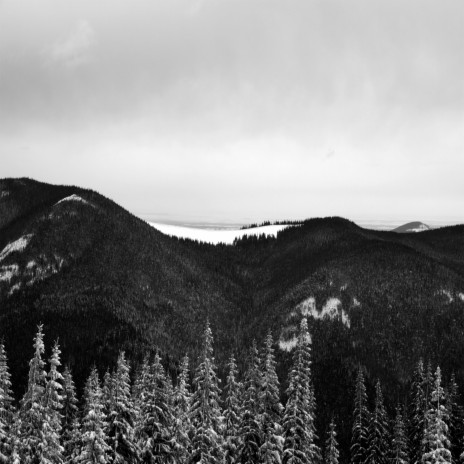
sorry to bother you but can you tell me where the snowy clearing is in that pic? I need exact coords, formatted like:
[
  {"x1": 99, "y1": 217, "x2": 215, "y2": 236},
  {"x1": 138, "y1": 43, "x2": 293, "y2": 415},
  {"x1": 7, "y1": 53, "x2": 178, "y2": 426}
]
[
  {"x1": 0, "y1": 190, "x2": 10, "y2": 199},
  {"x1": 295, "y1": 296, "x2": 350, "y2": 328},
  {"x1": 0, "y1": 235, "x2": 33, "y2": 262},
  {"x1": 459, "y1": 293, "x2": 464, "y2": 302},
  {"x1": 149, "y1": 222, "x2": 294, "y2": 245}
]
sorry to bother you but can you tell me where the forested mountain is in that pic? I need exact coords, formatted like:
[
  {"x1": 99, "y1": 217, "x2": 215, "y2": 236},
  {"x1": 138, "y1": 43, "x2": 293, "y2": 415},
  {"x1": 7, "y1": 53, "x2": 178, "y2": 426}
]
[{"x1": 1, "y1": 177, "x2": 464, "y2": 459}]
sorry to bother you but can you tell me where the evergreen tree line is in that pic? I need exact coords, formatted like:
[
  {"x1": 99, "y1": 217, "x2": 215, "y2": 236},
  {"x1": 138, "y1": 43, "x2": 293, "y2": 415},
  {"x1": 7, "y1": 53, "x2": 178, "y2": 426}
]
[{"x1": 0, "y1": 320, "x2": 462, "y2": 463}]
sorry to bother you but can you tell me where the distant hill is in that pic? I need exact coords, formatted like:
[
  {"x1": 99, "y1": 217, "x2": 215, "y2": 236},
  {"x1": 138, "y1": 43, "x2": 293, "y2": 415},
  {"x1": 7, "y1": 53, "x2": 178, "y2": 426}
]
[
  {"x1": 1, "y1": 177, "x2": 464, "y2": 458},
  {"x1": 392, "y1": 221, "x2": 431, "y2": 233}
]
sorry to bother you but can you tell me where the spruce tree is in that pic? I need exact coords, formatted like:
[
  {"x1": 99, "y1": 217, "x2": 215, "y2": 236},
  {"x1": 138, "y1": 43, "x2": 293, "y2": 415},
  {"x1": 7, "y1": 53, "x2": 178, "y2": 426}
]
[
  {"x1": 351, "y1": 366, "x2": 369, "y2": 464},
  {"x1": 172, "y1": 354, "x2": 192, "y2": 462},
  {"x1": 77, "y1": 367, "x2": 111, "y2": 464},
  {"x1": 42, "y1": 341, "x2": 65, "y2": 464},
  {"x1": 259, "y1": 332, "x2": 283, "y2": 464},
  {"x1": 445, "y1": 373, "x2": 462, "y2": 463},
  {"x1": 190, "y1": 320, "x2": 224, "y2": 464},
  {"x1": 366, "y1": 380, "x2": 389, "y2": 464},
  {"x1": 223, "y1": 354, "x2": 242, "y2": 464},
  {"x1": 422, "y1": 366, "x2": 451, "y2": 464},
  {"x1": 0, "y1": 342, "x2": 14, "y2": 463},
  {"x1": 136, "y1": 351, "x2": 175, "y2": 463},
  {"x1": 238, "y1": 340, "x2": 262, "y2": 464},
  {"x1": 409, "y1": 359, "x2": 426, "y2": 464},
  {"x1": 106, "y1": 351, "x2": 139, "y2": 463},
  {"x1": 282, "y1": 318, "x2": 320, "y2": 464},
  {"x1": 391, "y1": 406, "x2": 409, "y2": 464},
  {"x1": 18, "y1": 324, "x2": 49, "y2": 463},
  {"x1": 325, "y1": 418, "x2": 340, "y2": 464},
  {"x1": 62, "y1": 366, "x2": 81, "y2": 463}
]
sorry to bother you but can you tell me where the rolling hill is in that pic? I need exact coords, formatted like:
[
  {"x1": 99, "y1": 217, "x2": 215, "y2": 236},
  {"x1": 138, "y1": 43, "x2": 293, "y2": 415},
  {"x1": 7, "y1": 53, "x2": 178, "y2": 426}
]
[{"x1": 1, "y1": 177, "x2": 464, "y2": 456}]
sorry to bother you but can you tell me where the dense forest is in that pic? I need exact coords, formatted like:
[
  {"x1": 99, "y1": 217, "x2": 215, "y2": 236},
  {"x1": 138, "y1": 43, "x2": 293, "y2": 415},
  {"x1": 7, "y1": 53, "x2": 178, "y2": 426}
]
[
  {"x1": 0, "y1": 321, "x2": 460, "y2": 463},
  {"x1": 1, "y1": 178, "x2": 464, "y2": 460}
]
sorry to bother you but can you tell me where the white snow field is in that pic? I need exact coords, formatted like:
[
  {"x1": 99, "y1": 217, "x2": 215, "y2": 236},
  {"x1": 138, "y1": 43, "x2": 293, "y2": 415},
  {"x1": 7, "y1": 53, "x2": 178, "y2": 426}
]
[{"x1": 148, "y1": 222, "x2": 294, "y2": 245}]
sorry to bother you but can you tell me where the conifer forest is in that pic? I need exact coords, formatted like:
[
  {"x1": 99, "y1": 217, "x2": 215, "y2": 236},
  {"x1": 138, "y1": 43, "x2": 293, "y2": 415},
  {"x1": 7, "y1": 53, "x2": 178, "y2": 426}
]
[{"x1": 0, "y1": 318, "x2": 461, "y2": 464}]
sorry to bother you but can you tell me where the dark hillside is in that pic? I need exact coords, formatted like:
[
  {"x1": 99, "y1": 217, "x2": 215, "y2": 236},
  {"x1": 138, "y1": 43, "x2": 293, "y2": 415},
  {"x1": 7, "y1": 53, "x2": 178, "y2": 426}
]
[{"x1": 1, "y1": 178, "x2": 464, "y2": 459}]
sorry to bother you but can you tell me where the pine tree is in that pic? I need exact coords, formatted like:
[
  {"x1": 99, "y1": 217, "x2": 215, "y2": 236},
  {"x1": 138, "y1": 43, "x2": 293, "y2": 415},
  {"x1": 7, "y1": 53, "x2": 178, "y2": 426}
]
[
  {"x1": 391, "y1": 406, "x2": 409, "y2": 464},
  {"x1": 42, "y1": 341, "x2": 65, "y2": 464},
  {"x1": 62, "y1": 366, "x2": 81, "y2": 463},
  {"x1": 422, "y1": 366, "x2": 451, "y2": 464},
  {"x1": 409, "y1": 359, "x2": 426, "y2": 464},
  {"x1": 282, "y1": 318, "x2": 320, "y2": 464},
  {"x1": 325, "y1": 418, "x2": 340, "y2": 464},
  {"x1": 366, "y1": 380, "x2": 389, "y2": 464},
  {"x1": 0, "y1": 342, "x2": 14, "y2": 463},
  {"x1": 190, "y1": 320, "x2": 224, "y2": 464},
  {"x1": 223, "y1": 354, "x2": 242, "y2": 464},
  {"x1": 172, "y1": 354, "x2": 192, "y2": 462},
  {"x1": 136, "y1": 351, "x2": 175, "y2": 463},
  {"x1": 259, "y1": 332, "x2": 283, "y2": 464},
  {"x1": 238, "y1": 340, "x2": 262, "y2": 464},
  {"x1": 351, "y1": 366, "x2": 369, "y2": 464},
  {"x1": 107, "y1": 351, "x2": 139, "y2": 463},
  {"x1": 77, "y1": 367, "x2": 111, "y2": 464},
  {"x1": 18, "y1": 324, "x2": 49, "y2": 463}
]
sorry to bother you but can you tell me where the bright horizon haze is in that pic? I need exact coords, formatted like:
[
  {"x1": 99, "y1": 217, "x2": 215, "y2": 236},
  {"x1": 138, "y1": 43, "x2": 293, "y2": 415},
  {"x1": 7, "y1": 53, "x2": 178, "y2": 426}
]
[{"x1": 1, "y1": 0, "x2": 463, "y2": 224}]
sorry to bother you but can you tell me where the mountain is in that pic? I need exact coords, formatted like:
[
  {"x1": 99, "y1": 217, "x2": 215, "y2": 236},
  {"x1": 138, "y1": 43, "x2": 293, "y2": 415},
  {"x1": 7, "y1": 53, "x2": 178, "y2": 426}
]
[
  {"x1": 392, "y1": 221, "x2": 431, "y2": 233},
  {"x1": 1, "y1": 177, "x2": 464, "y2": 456}
]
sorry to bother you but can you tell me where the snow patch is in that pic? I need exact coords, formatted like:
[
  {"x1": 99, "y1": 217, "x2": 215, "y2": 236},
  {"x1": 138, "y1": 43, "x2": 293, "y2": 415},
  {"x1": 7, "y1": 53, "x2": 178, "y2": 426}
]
[
  {"x1": 0, "y1": 265, "x2": 19, "y2": 281},
  {"x1": 279, "y1": 336, "x2": 298, "y2": 352},
  {"x1": 8, "y1": 283, "x2": 21, "y2": 296},
  {"x1": 353, "y1": 297, "x2": 361, "y2": 307},
  {"x1": 0, "y1": 235, "x2": 33, "y2": 262},
  {"x1": 56, "y1": 194, "x2": 93, "y2": 207},
  {"x1": 295, "y1": 296, "x2": 350, "y2": 328},
  {"x1": 459, "y1": 293, "x2": 464, "y2": 302},
  {"x1": 149, "y1": 222, "x2": 295, "y2": 245},
  {"x1": 438, "y1": 289, "x2": 454, "y2": 303},
  {"x1": 340, "y1": 283, "x2": 348, "y2": 291},
  {"x1": 0, "y1": 191, "x2": 10, "y2": 199}
]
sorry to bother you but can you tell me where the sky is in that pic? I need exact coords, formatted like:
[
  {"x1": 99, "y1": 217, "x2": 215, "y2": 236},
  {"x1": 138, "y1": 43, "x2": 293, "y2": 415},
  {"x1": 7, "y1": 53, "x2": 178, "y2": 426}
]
[{"x1": 1, "y1": 0, "x2": 463, "y2": 224}]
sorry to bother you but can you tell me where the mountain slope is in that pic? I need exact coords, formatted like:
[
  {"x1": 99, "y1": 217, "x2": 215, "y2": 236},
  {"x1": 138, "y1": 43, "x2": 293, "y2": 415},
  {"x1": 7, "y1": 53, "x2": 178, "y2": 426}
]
[{"x1": 1, "y1": 178, "x2": 464, "y2": 457}]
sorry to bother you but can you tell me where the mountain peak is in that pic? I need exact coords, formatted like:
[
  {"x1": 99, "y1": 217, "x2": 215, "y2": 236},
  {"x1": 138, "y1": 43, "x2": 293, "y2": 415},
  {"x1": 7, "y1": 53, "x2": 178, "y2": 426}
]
[{"x1": 392, "y1": 221, "x2": 431, "y2": 233}]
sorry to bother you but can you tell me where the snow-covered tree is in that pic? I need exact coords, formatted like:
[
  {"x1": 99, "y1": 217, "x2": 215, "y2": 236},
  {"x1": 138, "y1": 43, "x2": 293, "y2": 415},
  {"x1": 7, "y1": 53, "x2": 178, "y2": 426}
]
[
  {"x1": 351, "y1": 366, "x2": 369, "y2": 464},
  {"x1": 366, "y1": 379, "x2": 389, "y2": 464},
  {"x1": 223, "y1": 354, "x2": 242, "y2": 464},
  {"x1": 325, "y1": 418, "x2": 339, "y2": 464},
  {"x1": 409, "y1": 359, "x2": 426, "y2": 464},
  {"x1": 422, "y1": 366, "x2": 451, "y2": 464},
  {"x1": 445, "y1": 373, "x2": 463, "y2": 463},
  {"x1": 0, "y1": 342, "x2": 14, "y2": 463},
  {"x1": 391, "y1": 406, "x2": 409, "y2": 464},
  {"x1": 239, "y1": 340, "x2": 262, "y2": 464},
  {"x1": 106, "y1": 351, "x2": 139, "y2": 463},
  {"x1": 172, "y1": 354, "x2": 192, "y2": 462},
  {"x1": 259, "y1": 331, "x2": 283, "y2": 464},
  {"x1": 42, "y1": 341, "x2": 65, "y2": 464},
  {"x1": 190, "y1": 320, "x2": 224, "y2": 464},
  {"x1": 77, "y1": 367, "x2": 111, "y2": 464},
  {"x1": 136, "y1": 351, "x2": 175, "y2": 463},
  {"x1": 62, "y1": 366, "x2": 81, "y2": 463},
  {"x1": 18, "y1": 324, "x2": 49, "y2": 463},
  {"x1": 282, "y1": 317, "x2": 320, "y2": 464}
]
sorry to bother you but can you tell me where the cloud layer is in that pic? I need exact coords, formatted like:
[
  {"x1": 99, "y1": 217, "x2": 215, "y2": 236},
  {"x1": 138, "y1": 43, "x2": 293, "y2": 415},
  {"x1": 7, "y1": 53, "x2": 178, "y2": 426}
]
[{"x1": 0, "y1": 0, "x2": 463, "y2": 222}]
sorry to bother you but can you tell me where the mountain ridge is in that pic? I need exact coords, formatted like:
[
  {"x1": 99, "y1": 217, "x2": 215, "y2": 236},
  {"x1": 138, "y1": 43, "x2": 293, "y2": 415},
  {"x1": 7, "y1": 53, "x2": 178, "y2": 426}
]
[{"x1": 1, "y1": 178, "x2": 464, "y2": 454}]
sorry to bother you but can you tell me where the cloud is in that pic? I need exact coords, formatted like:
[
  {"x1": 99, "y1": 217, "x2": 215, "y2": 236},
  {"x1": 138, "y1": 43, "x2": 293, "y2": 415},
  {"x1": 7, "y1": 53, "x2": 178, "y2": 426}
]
[{"x1": 47, "y1": 20, "x2": 95, "y2": 68}]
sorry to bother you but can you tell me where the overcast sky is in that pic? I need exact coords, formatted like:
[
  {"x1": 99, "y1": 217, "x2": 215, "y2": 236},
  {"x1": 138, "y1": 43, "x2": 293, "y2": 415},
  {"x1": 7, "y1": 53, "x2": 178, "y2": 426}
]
[{"x1": 1, "y1": 0, "x2": 463, "y2": 223}]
